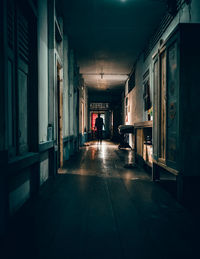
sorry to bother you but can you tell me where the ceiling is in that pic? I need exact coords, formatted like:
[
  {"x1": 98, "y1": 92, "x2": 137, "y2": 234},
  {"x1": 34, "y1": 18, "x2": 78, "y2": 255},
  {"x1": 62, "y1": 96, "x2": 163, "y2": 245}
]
[{"x1": 60, "y1": 0, "x2": 167, "y2": 92}]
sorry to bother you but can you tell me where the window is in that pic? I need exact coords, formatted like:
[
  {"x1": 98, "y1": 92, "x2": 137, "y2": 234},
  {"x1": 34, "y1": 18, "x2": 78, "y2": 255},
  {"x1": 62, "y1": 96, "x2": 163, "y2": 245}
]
[{"x1": 7, "y1": 0, "x2": 37, "y2": 158}]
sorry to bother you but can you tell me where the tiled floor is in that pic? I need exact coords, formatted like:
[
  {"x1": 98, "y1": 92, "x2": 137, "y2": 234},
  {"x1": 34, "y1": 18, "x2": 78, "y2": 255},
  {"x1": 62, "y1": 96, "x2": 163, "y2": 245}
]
[{"x1": 3, "y1": 141, "x2": 200, "y2": 259}]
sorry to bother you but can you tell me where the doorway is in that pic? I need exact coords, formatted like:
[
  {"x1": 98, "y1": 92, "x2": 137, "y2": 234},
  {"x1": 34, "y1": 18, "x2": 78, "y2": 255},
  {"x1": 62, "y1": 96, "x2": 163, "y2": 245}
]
[{"x1": 91, "y1": 112, "x2": 105, "y2": 139}]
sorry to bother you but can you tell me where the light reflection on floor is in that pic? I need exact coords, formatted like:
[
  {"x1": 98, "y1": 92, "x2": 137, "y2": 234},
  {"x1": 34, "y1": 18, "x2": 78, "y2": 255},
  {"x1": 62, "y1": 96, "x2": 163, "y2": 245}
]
[{"x1": 59, "y1": 140, "x2": 151, "y2": 181}]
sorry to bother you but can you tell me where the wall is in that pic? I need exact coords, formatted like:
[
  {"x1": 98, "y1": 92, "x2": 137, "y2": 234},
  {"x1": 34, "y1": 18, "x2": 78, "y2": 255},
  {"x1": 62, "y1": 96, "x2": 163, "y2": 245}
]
[
  {"x1": 62, "y1": 32, "x2": 71, "y2": 160},
  {"x1": 38, "y1": 0, "x2": 52, "y2": 185},
  {"x1": 124, "y1": 0, "x2": 200, "y2": 126},
  {"x1": 9, "y1": 169, "x2": 31, "y2": 215},
  {"x1": 38, "y1": 0, "x2": 48, "y2": 143},
  {"x1": 79, "y1": 82, "x2": 89, "y2": 145},
  {"x1": 68, "y1": 50, "x2": 74, "y2": 136},
  {"x1": 62, "y1": 44, "x2": 83, "y2": 159},
  {"x1": 63, "y1": 34, "x2": 70, "y2": 138},
  {"x1": 0, "y1": 0, "x2": 85, "y2": 236},
  {"x1": 0, "y1": 0, "x2": 39, "y2": 231},
  {"x1": 123, "y1": 0, "x2": 200, "y2": 149},
  {"x1": 125, "y1": 57, "x2": 144, "y2": 125},
  {"x1": 85, "y1": 87, "x2": 88, "y2": 133},
  {"x1": 37, "y1": 0, "x2": 49, "y2": 186}
]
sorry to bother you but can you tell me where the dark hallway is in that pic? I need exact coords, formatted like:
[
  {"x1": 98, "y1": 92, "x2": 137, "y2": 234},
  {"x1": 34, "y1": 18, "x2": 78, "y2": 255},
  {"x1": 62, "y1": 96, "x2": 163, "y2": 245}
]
[
  {"x1": 1, "y1": 0, "x2": 200, "y2": 258},
  {"x1": 3, "y1": 141, "x2": 200, "y2": 259}
]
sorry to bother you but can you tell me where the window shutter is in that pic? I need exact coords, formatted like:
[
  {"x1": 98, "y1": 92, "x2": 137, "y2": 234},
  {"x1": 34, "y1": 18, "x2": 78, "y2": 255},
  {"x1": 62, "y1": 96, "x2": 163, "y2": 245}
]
[
  {"x1": 7, "y1": 0, "x2": 14, "y2": 50},
  {"x1": 17, "y1": 10, "x2": 30, "y2": 63}
]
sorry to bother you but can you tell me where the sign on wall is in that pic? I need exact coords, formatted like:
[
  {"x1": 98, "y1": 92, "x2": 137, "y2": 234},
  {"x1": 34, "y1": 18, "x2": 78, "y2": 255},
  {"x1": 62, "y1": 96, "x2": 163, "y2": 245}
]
[{"x1": 90, "y1": 103, "x2": 109, "y2": 110}]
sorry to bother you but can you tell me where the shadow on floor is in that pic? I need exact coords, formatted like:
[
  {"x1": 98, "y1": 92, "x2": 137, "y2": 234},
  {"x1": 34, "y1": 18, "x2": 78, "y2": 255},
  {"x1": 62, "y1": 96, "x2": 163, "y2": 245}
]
[{"x1": 2, "y1": 141, "x2": 200, "y2": 259}]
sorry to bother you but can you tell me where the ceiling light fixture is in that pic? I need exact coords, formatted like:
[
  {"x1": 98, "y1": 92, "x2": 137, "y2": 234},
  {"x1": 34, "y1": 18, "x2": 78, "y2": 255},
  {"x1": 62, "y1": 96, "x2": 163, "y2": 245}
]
[{"x1": 83, "y1": 73, "x2": 128, "y2": 78}]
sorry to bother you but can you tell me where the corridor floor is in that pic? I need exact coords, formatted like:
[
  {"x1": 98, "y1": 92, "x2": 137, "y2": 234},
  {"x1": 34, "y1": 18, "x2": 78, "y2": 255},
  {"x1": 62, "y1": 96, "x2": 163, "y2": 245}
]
[{"x1": 3, "y1": 141, "x2": 200, "y2": 259}]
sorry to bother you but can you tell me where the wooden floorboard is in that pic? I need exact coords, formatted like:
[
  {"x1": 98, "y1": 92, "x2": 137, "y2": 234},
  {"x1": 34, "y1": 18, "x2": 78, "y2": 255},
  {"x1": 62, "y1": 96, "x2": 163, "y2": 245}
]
[{"x1": 3, "y1": 141, "x2": 200, "y2": 259}]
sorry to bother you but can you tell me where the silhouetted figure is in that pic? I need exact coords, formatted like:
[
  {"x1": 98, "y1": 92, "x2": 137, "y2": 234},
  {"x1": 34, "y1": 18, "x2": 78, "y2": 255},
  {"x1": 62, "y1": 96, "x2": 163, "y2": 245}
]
[{"x1": 95, "y1": 114, "x2": 104, "y2": 143}]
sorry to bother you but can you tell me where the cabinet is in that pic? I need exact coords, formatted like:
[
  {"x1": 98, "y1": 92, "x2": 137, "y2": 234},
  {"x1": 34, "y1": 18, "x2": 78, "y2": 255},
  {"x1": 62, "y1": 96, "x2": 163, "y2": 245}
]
[
  {"x1": 152, "y1": 24, "x2": 200, "y2": 202},
  {"x1": 134, "y1": 121, "x2": 153, "y2": 169}
]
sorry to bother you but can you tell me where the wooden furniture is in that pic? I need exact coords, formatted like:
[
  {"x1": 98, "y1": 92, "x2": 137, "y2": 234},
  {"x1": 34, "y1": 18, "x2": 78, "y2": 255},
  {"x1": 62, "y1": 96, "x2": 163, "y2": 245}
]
[
  {"x1": 152, "y1": 24, "x2": 200, "y2": 202},
  {"x1": 134, "y1": 121, "x2": 153, "y2": 168}
]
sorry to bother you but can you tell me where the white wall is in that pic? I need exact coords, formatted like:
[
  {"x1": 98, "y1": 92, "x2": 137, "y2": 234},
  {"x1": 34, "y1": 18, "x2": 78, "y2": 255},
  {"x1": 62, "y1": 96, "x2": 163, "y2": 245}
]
[
  {"x1": 38, "y1": 0, "x2": 48, "y2": 143},
  {"x1": 124, "y1": 0, "x2": 200, "y2": 126},
  {"x1": 85, "y1": 87, "x2": 88, "y2": 132},
  {"x1": 69, "y1": 50, "x2": 74, "y2": 136},
  {"x1": 144, "y1": 0, "x2": 200, "y2": 70},
  {"x1": 40, "y1": 159, "x2": 49, "y2": 185},
  {"x1": 123, "y1": 1, "x2": 200, "y2": 149},
  {"x1": 125, "y1": 58, "x2": 144, "y2": 125},
  {"x1": 79, "y1": 84, "x2": 88, "y2": 134},
  {"x1": 63, "y1": 34, "x2": 70, "y2": 137}
]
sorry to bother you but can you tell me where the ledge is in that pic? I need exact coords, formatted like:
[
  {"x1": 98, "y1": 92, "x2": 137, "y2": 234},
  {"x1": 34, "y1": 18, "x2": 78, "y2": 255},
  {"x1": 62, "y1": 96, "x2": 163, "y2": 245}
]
[
  {"x1": 8, "y1": 152, "x2": 39, "y2": 176},
  {"x1": 153, "y1": 159, "x2": 179, "y2": 176},
  {"x1": 63, "y1": 135, "x2": 75, "y2": 143},
  {"x1": 39, "y1": 141, "x2": 54, "y2": 153},
  {"x1": 134, "y1": 121, "x2": 153, "y2": 128}
]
